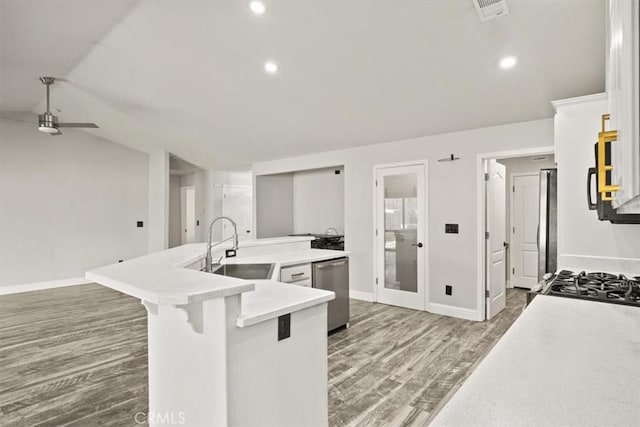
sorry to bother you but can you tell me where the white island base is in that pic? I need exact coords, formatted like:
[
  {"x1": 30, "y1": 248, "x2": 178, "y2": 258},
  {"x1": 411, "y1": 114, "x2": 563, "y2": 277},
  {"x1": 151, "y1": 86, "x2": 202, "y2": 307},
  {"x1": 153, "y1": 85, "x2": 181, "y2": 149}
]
[{"x1": 146, "y1": 295, "x2": 328, "y2": 426}]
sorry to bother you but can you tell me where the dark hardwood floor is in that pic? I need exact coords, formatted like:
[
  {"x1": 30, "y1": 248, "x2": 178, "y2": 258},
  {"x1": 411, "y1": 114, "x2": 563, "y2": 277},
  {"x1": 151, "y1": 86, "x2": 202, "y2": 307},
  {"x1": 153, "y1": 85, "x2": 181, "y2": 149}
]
[{"x1": 0, "y1": 285, "x2": 526, "y2": 426}]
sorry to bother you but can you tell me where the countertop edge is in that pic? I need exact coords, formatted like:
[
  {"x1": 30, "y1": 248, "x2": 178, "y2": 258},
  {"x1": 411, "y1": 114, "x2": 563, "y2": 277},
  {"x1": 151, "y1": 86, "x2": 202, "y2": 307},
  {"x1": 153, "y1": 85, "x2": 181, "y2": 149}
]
[
  {"x1": 236, "y1": 292, "x2": 335, "y2": 328},
  {"x1": 85, "y1": 271, "x2": 255, "y2": 305}
]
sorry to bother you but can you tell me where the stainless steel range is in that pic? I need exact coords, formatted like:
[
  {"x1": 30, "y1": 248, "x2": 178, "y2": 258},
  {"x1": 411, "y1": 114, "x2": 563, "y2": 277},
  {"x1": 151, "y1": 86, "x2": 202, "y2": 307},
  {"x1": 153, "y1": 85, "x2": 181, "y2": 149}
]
[{"x1": 536, "y1": 270, "x2": 640, "y2": 307}]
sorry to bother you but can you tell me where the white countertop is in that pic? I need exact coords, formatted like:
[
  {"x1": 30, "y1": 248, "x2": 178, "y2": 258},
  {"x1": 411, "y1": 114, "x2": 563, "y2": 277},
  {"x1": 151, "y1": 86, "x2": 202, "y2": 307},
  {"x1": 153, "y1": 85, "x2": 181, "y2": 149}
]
[
  {"x1": 431, "y1": 296, "x2": 640, "y2": 427},
  {"x1": 237, "y1": 280, "x2": 334, "y2": 328},
  {"x1": 86, "y1": 237, "x2": 347, "y2": 327},
  {"x1": 86, "y1": 242, "x2": 254, "y2": 305}
]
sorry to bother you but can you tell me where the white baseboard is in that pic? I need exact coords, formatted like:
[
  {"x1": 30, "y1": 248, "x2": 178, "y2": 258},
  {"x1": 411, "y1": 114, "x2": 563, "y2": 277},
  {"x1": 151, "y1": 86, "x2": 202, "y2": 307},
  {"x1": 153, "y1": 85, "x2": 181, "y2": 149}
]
[
  {"x1": 0, "y1": 277, "x2": 91, "y2": 296},
  {"x1": 349, "y1": 290, "x2": 374, "y2": 302},
  {"x1": 427, "y1": 302, "x2": 483, "y2": 322}
]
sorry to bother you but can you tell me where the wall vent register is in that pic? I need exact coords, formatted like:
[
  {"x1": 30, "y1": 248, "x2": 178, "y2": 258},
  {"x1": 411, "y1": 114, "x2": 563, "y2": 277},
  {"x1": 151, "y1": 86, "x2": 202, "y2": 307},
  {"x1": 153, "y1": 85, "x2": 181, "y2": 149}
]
[{"x1": 473, "y1": 0, "x2": 509, "y2": 22}]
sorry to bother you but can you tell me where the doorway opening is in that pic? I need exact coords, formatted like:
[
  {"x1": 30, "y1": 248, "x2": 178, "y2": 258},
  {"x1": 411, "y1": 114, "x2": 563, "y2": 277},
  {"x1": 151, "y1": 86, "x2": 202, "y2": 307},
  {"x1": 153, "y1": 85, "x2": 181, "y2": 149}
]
[
  {"x1": 222, "y1": 184, "x2": 253, "y2": 241},
  {"x1": 168, "y1": 153, "x2": 204, "y2": 248},
  {"x1": 181, "y1": 186, "x2": 196, "y2": 244},
  {"x1": 498, "y1": 155, "x2": 556, "y2": 291},
  {"x1": 478, "y1": 147, "x2": 555, "y2": 320}
]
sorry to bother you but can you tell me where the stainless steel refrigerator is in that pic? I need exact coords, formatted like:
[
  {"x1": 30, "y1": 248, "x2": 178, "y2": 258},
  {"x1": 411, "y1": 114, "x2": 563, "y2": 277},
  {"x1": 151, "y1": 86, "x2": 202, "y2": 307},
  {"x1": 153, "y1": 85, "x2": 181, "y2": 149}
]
[{"x1": 538, "y1": 168, "x2": 558, "y2": 281}]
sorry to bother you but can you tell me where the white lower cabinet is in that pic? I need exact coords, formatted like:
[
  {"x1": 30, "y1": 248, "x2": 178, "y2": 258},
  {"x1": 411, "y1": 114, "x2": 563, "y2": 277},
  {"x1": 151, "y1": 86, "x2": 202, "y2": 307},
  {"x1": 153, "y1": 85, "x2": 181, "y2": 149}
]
[{"x1": 279, "y1": 263, "x2": 312, "y2": 286}]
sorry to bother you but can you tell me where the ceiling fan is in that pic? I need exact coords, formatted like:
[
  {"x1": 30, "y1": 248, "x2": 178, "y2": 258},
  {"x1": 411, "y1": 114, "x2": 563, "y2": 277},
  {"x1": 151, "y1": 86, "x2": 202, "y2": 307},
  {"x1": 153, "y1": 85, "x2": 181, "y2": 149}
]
[{"x1": 4, "y1": 77, "x2": 100, "y2": 136}]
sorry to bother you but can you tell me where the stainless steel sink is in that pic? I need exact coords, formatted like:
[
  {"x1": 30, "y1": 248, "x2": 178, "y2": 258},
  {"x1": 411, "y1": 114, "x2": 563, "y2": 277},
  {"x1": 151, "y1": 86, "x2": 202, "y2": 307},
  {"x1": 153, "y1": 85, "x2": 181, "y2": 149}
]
[{"x1": 211, "y1": 263, "x2": 275, "y2": 280}]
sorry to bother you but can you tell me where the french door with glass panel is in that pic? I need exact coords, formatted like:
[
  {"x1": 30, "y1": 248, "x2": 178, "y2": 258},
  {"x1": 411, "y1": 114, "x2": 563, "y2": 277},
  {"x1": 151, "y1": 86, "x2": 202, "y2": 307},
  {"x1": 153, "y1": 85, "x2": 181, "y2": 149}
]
[{"x1": 375, "y1": 163, "x2": 426, "y2": 310}]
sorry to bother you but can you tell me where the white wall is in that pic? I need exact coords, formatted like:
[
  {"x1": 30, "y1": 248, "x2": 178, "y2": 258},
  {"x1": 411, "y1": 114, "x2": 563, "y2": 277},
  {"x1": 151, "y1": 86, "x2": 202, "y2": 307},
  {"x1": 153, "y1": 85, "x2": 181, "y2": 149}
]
[
  {"x1": 148, "y1": 150, "x2": 169, "y2": 252},
  {"x1": 169, "y1": 174, "x2": 182, "y2": 248},
  {"x1": 254, "y1": 118, "x2": 554, "y2": 315},
  {"x1": 293, "y1": 166, "x2": 344, "y2": 235},
  {"x1": 555, "y1": 95, "x2": 640, "y2": 269},
  {"x1": 0, "y1": 120, "x2": 149, "y2": 288},
  {"x1": 256, "y1": 173, "x2": 294, "y2": 238}
]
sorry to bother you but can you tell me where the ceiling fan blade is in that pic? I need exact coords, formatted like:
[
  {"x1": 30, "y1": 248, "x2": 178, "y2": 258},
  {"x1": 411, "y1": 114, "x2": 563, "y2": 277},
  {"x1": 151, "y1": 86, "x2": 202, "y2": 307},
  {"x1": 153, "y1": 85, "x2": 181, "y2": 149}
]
[
  {"x1": 57, "y1": 122, "x2": 99, "y2": 128},
  {"x1": 0, "y1": 116, "x2": 36, "y2": 124}
]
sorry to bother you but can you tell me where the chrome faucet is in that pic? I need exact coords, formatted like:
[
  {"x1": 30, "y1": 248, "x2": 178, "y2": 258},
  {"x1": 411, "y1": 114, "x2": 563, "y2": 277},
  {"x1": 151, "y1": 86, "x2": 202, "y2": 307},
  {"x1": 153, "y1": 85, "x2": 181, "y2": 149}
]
[{"x1": 205, "y1": 216, "x2": 239, "y2": 272}]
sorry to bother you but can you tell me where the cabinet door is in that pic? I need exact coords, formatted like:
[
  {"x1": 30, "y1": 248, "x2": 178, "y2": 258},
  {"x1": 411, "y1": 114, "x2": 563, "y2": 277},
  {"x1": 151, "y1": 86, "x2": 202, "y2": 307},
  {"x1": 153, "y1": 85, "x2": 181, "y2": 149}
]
[{"x1": 608, "y1": 0, "x2": 640, "y2": 211}]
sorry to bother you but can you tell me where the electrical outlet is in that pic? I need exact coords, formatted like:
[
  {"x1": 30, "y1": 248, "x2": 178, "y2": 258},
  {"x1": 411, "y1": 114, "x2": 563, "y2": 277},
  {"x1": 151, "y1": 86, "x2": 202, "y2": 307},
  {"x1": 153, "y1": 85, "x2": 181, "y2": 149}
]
[
  {"x1": 445, "y1": 224, "x2": 459, "y2": 234},
  {"x1": 278, "y1": 314, "x2": 291, "y2": 341},
  {"x1": 445, "y1": 285, "x2": 452, "y2": 296}
]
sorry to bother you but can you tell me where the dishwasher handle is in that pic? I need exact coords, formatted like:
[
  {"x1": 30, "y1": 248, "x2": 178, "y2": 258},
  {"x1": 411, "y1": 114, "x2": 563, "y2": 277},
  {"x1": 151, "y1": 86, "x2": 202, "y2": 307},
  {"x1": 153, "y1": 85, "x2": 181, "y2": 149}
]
[{"x1": 316, "y1": 260, "x2": 348, "y2": 270}]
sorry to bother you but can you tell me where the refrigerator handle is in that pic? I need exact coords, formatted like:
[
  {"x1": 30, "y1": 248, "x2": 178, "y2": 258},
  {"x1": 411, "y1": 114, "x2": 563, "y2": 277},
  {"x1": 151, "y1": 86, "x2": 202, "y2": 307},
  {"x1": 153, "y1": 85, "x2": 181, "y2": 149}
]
[
  {"x1": 538, "y1": 170, "x2": 549, "y2": 282},
  {"x1": 587, "y1": 167, "x2": 598, "y2": 210}
]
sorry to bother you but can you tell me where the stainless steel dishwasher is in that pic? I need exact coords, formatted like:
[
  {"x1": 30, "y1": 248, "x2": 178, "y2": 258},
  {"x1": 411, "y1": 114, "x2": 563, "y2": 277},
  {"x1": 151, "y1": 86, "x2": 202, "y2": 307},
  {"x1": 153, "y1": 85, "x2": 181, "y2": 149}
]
[{"x1": 312, "y1": 257, "x2": 349, "y2": 331}]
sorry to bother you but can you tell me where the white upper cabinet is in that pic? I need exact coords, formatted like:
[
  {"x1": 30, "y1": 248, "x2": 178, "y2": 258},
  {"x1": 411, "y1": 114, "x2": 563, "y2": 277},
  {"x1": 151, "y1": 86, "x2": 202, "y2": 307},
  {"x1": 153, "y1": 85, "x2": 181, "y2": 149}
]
[{"x1": 607, "y1": 0, "x2": 640, "y2": 212}]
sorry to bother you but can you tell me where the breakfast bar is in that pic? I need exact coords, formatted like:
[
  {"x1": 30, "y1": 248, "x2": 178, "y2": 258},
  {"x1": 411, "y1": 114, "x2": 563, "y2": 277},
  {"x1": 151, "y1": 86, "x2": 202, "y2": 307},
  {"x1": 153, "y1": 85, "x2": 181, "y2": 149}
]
[{"x1": 86, "y1": 236, "x2": 348, "y2": 427}]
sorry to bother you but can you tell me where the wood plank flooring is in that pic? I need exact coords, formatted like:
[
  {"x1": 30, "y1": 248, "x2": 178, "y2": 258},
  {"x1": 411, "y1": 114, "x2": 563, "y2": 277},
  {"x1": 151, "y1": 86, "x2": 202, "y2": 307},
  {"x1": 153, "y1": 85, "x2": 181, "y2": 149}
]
[
  {"x1": 327, "y1": 289, "x2": 526, "y2": 426},
  {"x1": 0, "y1": 285, "x2": 526, "y2": 426},
  {"x1": 0, "y1": 285, "x2": 148, "y2": 426}
]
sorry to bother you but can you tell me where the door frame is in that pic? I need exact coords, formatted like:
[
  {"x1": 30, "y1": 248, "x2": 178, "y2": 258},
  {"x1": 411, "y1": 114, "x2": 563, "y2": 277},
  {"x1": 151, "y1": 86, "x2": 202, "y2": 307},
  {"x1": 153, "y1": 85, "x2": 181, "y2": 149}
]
[
  {"x1": 476, "y1": 147, "x2": 554, "y2": 320},
  {"x1": 372, "y1": 159, "x2": 429, "y2": 309},
  {"x1": 509, "y1": 172, "x2": 540, "y2": 290}
]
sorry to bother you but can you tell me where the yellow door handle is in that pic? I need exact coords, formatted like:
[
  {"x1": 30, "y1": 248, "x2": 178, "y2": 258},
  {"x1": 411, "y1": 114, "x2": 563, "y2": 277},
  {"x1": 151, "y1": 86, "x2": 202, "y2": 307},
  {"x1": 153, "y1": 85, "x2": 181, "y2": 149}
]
[{"x1": 597, "y1": 114, "x2": 620, "y2": 201}]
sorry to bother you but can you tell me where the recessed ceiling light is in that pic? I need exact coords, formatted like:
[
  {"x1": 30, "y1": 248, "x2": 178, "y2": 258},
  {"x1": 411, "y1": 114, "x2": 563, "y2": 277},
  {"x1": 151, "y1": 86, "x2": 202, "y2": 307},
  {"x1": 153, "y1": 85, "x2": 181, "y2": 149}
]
[
  {"x1": 249, "y1": 1, "x2": 266, "y2": 15},
  {"x1": 499, "y1": 56, "x2": 517, "y2": 69},
  {"x1": 264, "y1": 61, "x2": 278, "y2": 74}
]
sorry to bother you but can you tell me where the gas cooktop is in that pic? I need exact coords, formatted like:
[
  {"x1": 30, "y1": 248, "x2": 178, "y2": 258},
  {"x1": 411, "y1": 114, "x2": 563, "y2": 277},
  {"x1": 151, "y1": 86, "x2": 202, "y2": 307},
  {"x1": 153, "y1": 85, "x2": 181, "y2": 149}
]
[{"x1": 544, "y1": 270, "x2": 640, "y2": 307}]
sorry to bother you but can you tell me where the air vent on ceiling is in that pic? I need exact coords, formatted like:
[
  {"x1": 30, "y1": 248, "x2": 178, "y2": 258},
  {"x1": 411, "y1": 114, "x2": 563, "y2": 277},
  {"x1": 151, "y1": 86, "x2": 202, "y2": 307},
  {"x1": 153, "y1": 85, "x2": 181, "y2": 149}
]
[{"x1": 473, "y1": 0, "x2": 509, "y2": 22}]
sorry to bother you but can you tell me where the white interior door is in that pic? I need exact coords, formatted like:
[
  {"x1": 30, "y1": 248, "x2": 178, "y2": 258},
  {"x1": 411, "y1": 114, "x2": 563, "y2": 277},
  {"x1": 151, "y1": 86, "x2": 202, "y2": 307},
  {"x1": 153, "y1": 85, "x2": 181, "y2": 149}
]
[
  {"x1": 222, "y1": 185, "x2": 253, "y2": 241},
  {"x1": 181, "y1": 186, "x2": 196, "y2": 244},
  {"x1": 375, "y1": 163, "x2": 426, "y2": 311},
  {"x1": 511, "y1": 174, "x2": 540, "y2": 289},
  {"x1": 486, "y1": 160, "x2": 506, "y2": 319}
]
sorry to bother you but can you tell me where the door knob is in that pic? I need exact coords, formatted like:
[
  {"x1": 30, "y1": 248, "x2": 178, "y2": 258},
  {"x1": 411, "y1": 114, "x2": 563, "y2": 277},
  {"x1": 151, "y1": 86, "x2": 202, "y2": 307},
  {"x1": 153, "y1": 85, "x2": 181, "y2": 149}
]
[{"x1": 412, "y1": 242, "x2": 423, "y2": 248}]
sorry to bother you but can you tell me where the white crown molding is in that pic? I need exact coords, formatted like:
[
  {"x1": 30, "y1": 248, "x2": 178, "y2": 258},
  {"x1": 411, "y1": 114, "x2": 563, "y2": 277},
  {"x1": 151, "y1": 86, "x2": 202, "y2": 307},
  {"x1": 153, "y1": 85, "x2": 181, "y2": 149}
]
[{"x1": 551, "y1": 93, "x2": 607, "y2": 111}]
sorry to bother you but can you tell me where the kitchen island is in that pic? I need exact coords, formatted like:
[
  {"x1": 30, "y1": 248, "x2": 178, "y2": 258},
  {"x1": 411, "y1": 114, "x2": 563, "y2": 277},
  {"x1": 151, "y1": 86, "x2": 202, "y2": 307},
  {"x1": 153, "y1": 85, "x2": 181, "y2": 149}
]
[
  {"x1": 430, "y1": 295, "x2": 640, "y2": 426},
  {"x1": 86, "y1": 236, "x2": 349, "y2": 427}
]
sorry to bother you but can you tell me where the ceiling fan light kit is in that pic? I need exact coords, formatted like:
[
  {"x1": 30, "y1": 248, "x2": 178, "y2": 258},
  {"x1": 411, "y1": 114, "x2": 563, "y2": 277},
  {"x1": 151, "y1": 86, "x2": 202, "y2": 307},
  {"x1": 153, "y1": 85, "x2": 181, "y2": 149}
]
[{"x1": 38, "y1": 112, "x2": 59, "y2": 134}]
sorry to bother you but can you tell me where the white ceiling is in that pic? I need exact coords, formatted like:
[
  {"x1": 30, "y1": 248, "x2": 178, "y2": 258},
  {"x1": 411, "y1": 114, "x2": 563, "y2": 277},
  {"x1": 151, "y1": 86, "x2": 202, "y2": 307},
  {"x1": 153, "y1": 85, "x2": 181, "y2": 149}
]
[{"x1": 0, "y1": 0, "x2": 605, "y2": 169}]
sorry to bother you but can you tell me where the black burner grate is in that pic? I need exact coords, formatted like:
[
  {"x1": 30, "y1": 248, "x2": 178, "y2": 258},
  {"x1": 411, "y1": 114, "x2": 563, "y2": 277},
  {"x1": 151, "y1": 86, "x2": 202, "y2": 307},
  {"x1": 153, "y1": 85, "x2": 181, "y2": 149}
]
[{"x1": 545, "y1": 270, "x2": 640, "y2": 307}]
